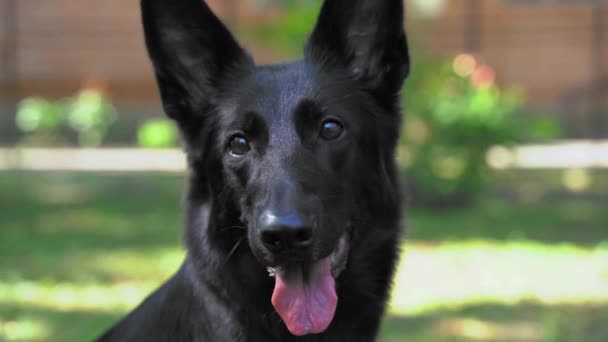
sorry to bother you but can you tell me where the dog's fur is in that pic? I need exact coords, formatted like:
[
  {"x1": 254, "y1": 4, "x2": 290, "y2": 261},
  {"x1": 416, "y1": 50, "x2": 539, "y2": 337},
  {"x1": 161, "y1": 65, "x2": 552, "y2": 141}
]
[{"x1": 97, "y1": 0, "x2": 409, "y2": 341}]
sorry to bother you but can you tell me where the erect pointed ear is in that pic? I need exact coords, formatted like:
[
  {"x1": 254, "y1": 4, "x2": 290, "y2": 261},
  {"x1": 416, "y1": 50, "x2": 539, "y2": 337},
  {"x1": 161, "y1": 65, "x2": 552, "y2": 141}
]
[
  {"x1": 305, "y1": 0, "x2": 410, "y2": 98},
  {"x1": 141, "y1": 0, "x2": 253, "y2": 124}
]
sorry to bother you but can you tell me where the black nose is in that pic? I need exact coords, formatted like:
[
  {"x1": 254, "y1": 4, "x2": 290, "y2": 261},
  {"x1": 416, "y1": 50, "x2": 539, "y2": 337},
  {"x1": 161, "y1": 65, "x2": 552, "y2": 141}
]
[{"x1": 259, "y1": 211, "x2": 313, "y2": 253}]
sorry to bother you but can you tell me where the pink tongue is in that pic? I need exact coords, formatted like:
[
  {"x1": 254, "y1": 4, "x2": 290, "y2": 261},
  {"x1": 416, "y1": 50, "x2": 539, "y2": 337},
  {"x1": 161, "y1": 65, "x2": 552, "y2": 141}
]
[{"x1": 271, "y1": 257, "x2": 337, "y2": 336}]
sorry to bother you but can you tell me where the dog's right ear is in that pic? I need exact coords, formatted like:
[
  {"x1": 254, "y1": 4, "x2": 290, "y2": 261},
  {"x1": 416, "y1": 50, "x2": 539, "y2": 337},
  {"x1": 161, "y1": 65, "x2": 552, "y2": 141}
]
[
  {"x1": 305, "y1": 0, "x2": 409, "y2": 100},
  {"x1": 141, "y1": 0, "x2": 253, "y2": 124}
]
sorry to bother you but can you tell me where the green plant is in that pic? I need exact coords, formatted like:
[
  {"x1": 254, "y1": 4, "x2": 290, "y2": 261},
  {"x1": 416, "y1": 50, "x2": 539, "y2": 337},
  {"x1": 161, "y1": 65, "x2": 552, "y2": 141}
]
[
  {"x1": 137, "y1": 119, "x2": 179, "y2": 148},
  {"x1": 66, "y1": 89, "x2": 116, "y2": 147},
  {"x1": 15, "y1": 98, "x2": 66, "y2": 146},
  {"x1": 401, "y1": 54, "x2": 525, "y2": 207},
  {"x1": 15, "y1": 90, "x2": 116, "y2": 147},
  {"x1": 238, "y1": 4, "x2": 320, "y2": 58}
]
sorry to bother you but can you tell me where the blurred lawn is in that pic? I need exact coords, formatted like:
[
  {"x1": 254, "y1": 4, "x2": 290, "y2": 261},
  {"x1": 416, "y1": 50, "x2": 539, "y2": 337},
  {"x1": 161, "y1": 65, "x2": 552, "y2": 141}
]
[{"x1": 1, "y1": 171, "x2": 607, "y2": 341}]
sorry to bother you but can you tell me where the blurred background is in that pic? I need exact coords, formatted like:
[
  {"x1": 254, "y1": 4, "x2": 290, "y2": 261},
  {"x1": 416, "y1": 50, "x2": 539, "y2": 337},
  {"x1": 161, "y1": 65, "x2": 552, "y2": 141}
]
[{"x1": 0, "y1": 0, "x2": 607, "y2": 341}]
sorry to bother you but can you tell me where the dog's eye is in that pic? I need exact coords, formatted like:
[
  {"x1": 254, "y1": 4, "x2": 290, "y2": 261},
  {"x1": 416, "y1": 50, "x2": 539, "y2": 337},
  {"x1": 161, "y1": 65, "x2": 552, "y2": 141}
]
[
  {"x1": 320, "y1": 119, "x2": 344, "y2": 141},
  {"x1": 228, "y1": 135, "x2": 250, "y2": 156}
]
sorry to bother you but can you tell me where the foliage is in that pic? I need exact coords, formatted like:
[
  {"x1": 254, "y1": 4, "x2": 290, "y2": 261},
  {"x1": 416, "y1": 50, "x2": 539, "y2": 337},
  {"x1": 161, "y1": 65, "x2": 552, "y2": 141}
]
[
  {"x1": 65, "y1": 90, "x2": 116, "y2": 147},
  {"x1": 137, "y1": 119, "x2": 179, "y2": 149},
  {"x1": 15, "y1": 98, "x2": 66, "y2": 146},
  {"x1": 15, "y1": 90, "x2": 116, "y2": 147},
  {"x1": 238, "y1": 4, "x2": 320, "y2": 58},
  {"x1": 400, "y1": 54, "x2": 558, "y2": 207}
]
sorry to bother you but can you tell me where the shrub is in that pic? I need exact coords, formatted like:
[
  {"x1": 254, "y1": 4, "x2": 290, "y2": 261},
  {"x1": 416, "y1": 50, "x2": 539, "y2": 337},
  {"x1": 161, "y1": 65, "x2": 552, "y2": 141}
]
[
  {"x1": 15, "y1": 89, "x2": 116, "y2": 147},
  {"x1": 239, "y1": 3, "x2": 320, "y2": 58},
  {"x1": 15, "y1": 97, "x2": 66, "y2": 146},
  {"x1": 401, "y1": 54, "x2": 526, "y2": 207},
  {"x1": 66, "y1": 89, "x2": 116, "y2": 147},
  {"x1": 137, "y1": 119, "x2": 179, "y2": 149}
]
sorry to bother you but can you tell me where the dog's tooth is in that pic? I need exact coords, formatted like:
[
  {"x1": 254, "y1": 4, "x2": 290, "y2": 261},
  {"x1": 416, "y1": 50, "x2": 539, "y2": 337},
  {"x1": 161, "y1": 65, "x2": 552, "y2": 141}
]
[{"x1": 267, "y1": 267, "x2": 276, "y2": 278}]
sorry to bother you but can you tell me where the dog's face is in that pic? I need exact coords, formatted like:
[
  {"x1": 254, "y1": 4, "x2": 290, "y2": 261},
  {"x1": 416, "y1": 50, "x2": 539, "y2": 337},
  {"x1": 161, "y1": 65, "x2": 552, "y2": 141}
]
[
  {"x1": 219, "y1": 63, "x2": 395, "y2": 267},
  {"x1": 142, "y1": 0, "x2": 408, "y2": 336},
  {"x1": 219, "y1": 64, "x2": 355, "y2": 267}
]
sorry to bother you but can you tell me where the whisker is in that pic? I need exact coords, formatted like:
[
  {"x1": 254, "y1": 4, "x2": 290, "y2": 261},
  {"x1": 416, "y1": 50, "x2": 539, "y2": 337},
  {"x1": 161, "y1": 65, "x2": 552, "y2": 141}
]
[
  {"x1": 223, "y1": 237, "x2": 245, "y2": 265},
  {"x1": 220, "y1": 225, "x2": 247, "y2": 232}
]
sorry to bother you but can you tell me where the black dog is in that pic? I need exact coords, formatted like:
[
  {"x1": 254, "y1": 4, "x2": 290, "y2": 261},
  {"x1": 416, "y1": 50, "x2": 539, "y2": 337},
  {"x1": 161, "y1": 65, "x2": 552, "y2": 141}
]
[{"x1": 98, "y1": 0, "x2": 409, "y2": 340}]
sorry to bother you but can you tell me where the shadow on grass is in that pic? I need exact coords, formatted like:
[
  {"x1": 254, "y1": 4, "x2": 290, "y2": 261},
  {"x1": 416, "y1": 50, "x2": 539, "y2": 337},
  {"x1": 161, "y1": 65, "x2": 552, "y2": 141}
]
[
  {"x1": 0, "y1": 172, "x2": 184, "y2": 282},
  {"x1": 405, "y1": 169, "x2": 608, "y2": 246},
  {"x1": 380, "y1": 302, "x2": 608, "y2": 342},
  {"x1": 406, "y1": 195, "x2": 608, "y2": 247}
]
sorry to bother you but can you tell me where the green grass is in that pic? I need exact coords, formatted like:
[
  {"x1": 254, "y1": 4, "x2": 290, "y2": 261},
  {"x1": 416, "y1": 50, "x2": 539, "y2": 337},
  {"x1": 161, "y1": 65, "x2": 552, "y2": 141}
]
[{"x1": 0, "y1": 171, "x2": 607, "y2": 341}]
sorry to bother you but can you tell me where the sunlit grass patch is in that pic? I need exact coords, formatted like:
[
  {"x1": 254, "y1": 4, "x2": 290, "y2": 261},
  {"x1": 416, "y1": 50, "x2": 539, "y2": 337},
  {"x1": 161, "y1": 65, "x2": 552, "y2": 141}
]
[
  {"x1": 430, "y1": 317, "x2": 542, "y2": 341},
  {"x1": 89, "y1": 248, "x2": 184, "y2": 282},
  {"x1": 0, "y1": 318, "x2": 50, "y2": 342},
  {"x1": 0, "y1": 281, "x2": 160, "y2": 313},
  {"x1": 390, "y1": 240, "x2": 608, "y2": 316},
  {"x1": 0, "y1": 247, "x2": 185, "y2": 314}
]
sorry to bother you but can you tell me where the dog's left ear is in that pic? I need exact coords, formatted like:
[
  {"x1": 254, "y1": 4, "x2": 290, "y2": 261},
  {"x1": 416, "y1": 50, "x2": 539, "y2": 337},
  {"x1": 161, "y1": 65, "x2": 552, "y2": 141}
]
[{"x1": 306, "y1": 0, "x2": 410, "y2": 97}]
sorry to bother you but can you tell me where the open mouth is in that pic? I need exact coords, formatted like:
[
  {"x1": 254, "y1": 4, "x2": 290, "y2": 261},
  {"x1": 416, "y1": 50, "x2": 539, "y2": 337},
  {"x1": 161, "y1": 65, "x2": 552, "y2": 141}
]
[{"x1": 266, "y1": 234, "x2": 349, "y2": 336}]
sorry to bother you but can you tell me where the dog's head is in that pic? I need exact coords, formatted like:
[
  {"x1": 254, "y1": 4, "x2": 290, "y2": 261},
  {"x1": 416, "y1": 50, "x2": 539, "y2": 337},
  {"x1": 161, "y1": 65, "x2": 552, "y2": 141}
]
[{"x1": 142, "y1": 0, "x2": 409, "y2": 336}]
